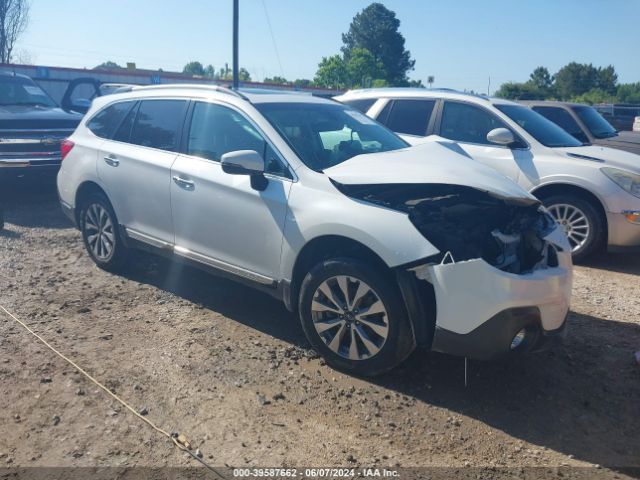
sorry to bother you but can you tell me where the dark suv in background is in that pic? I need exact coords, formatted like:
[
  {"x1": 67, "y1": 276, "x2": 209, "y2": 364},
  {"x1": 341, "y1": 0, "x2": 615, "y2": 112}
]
[
  {"x1": 521, "y1": 101, "x2": 640, "y2": 156},
  {"x1": 0, "y1": 71, "x2": 82, "y2": 180}
]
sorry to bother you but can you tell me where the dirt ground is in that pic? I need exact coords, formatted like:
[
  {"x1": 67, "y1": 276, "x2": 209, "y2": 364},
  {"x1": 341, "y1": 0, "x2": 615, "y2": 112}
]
[{"x1": 1, "y1": 181, "x2": 639, "y2": 480}]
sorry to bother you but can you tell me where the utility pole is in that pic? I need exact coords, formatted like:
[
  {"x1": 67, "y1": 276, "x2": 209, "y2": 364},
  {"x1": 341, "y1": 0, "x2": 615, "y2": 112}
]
[{"x1": 233, "y1": 0, "x2": 239, "y2": 90}]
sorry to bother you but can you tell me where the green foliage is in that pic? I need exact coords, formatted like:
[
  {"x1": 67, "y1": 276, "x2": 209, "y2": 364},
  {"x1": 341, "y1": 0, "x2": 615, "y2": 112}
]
[
  {"x1": 617, "y1": 83, "x2": 640, "y2": 104},
  {"x1": 554, "y1": 62, "x2": 617, "y2": 99},
  {"x1": 183, "y1": 61, "x2": 205, "y2": 76},
  {"x1": 341, "y1": 3, "x2": 415, "y2": 85},
  {"x1": 495, "y1": 81, "x2": 547, "y2": 100},
  {"x1": 346, "y1": 48, "x2": 386, "y2": 88},
  {"x1": 94, "y1": 61, "x2": 123, "y2": 70},
  {"x1": 314, "y1": 55, "x2": 349, "y2": 89},
  {"x1": 263, "y1": 76, "x2": 290, "y2": 85},
  {"x1": 570, "y1": 88, "x2": 616, "y2": 105},
  {"x1": 496, "y1": 63, "x2": 635, "y2": 104}
]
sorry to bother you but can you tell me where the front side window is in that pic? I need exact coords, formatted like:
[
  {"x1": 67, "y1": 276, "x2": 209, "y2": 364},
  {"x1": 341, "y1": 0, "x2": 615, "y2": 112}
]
[
  {"x1": 128, "y1": 100, "x2": 187, "y2": 151},
  {"x1": 532, "y1": 106, "x2": 588, "y2": 143},
  {"x1": 383, "y1": 99, "x2": 435, "y2": 136},
  {"x1": 496, "y1": 104, "x2": 583, "y2": 148},
  {"x1": 187, "y1": 102, "x2": 290, "y2": 177},
  {"x1": 574, "y1": 106, "x2": 617, "y2": 139},
  {"x1": 0, "y1": 75, "x2": 56, "y2": 107},
  {"x1": 255, "y1": 102, "x2": 407, "y2": 171},
  {"x1": 440, "y1": 101, "x2": 511, "y2": 145},
  {"x1": 87, "y1": 101, "x2": 136, "y2": 139}
]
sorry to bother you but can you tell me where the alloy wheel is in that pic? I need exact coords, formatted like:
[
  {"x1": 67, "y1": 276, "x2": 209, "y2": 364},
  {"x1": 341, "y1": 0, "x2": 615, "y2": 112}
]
[
  {"x1": 310, "y1": 275, "x2": 389, "y2": 361},
  {"x1": 548, "y1": 203, "x2": 590, "y2": 252},
  {"x1": 84, "y1": 203, "x2": 115, "y2": 261}
]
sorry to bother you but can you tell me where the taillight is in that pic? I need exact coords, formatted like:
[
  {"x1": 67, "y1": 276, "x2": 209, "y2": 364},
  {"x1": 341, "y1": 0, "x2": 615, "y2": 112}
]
[{"x1": 60, "y1": 139, "x2": 75, "y2": 161}]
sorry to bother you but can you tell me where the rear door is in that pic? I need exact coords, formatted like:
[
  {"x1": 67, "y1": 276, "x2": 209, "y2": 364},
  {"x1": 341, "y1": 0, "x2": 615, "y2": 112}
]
[
  {"x1": 435, "y1": 100, "x2": 525, "y2": 183},
  {"x1": 96, "y1": 98, "x2": 188, "y2": 245},
  {"x1": 170, "y1": 101, "x2": 292, "y2": 281},
  {"x1": 374, "y1": 98, "x2": 437, "y2": 137}
]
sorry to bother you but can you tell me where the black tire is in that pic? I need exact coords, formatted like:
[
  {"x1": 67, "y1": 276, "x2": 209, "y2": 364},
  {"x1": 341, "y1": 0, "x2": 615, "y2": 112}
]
[
  {"x1": 542, "y1": 194, "x2": 605, "y2": 262},
  {"x1": 79, "y1": 193, "x2": 128, "y2": 272},
  {"x1": 298, "y1": 258, "x2": 415, "y2": 376}
]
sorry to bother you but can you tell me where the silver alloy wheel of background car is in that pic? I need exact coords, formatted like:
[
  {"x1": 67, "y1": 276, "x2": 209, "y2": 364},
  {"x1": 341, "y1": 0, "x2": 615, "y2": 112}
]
[
  {"x1": 84, "y1": 203, "x2": 115, "y2": 261},
  {"x1": 547, "y1": 203, "x2": 591, "y2": 252},
  {"x1": 310, "y1": 275, "x2": 389, "y2": 361}
]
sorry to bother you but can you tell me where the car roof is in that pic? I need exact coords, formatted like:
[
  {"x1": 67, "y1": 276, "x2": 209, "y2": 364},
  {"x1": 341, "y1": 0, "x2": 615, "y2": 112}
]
[
  {"x1": 93, "y1": 84, "x2": 336, "y2": 107},
  {"x1": 519, "y1": 100, "x2": 590, "y2": 109},
  {"x1": 335, "y1": 87, "x2": 519, "y2": 106}
]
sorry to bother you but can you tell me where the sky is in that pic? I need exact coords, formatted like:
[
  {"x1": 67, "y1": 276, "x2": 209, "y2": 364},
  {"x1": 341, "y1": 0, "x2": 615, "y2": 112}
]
[{"x1": 15, "y1": 0, "x2": 640, "y2": 94}]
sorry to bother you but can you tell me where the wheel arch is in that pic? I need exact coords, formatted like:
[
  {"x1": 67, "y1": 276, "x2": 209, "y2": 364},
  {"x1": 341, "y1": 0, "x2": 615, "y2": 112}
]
[
  {"x1": 74, "y1": 181, "x2": 110, "y2": 226},
  {"x1": 531, "y1": 183, "x2": 608, "y2": 229},
  {"x1": 286, "y1": 235, "x2": 391, "y2": 313}
]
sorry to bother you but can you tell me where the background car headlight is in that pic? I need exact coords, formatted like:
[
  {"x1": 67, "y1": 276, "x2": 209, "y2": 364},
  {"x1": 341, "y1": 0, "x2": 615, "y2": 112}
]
[{"x1": 601, "y1": 167, "x2": 640, "y2": 199}]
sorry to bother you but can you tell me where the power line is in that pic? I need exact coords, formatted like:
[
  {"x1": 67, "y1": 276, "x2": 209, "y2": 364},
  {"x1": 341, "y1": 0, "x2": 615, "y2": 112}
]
[{"x1": 261, "y1": 0, "x2": 285, "y2": 78}]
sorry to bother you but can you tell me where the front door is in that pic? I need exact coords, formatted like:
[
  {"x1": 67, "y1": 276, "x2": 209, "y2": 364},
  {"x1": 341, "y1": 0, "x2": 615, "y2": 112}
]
[
  {"x1": 170, "y1": 101, "x2": 292, "y2": 282},
  {"x1": 437, "y1": 100, "x2": 525, "y2": 184}
]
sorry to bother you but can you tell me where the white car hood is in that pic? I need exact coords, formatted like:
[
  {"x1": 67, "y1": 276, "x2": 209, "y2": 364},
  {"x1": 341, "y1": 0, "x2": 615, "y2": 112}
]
[
  {"x1": 324, "y1": 141, "x2": 537, "y2": 202},
  {"x1": 558, "y1": 145, "x2": 640, "y2": 172}
]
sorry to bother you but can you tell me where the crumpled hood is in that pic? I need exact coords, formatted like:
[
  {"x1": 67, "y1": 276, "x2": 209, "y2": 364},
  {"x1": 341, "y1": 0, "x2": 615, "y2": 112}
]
[
  {"x1": 557, "y1": 144, "x2": 640, "y2": 172},
  {"x1": 324, "y1": 140, "x2": 537, "y2": 202}
]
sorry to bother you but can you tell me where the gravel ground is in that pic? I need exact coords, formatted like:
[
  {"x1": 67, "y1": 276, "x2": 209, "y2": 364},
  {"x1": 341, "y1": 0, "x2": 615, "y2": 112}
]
[{"x1": 0, "y1": 183, "x2": 639, "y2": 479}]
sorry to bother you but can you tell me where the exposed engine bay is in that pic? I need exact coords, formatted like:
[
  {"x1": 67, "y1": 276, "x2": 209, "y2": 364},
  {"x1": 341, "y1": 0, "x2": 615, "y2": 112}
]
[{"x1": 333, "y1": 182, "x2": 559, "y2": 274}]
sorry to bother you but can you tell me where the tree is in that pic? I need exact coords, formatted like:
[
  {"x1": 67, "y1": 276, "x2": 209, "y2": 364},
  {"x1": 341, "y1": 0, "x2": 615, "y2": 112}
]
[
  {"x1": 571, "y1": 88, "x2": 616, "y2": 105},
  {"x1": 314, "y1": 55, "x2": 349, "y2": 89},
  {"x1": 204, "y1": 64, "x2": 215, "y2": 79},
  {"x1": 495, "y1": 81, "x2": 546, "y2": 100},
  {"x1": 0, "y1": 0, "x2": 29, "y2": 63},
  {"x1": 94, "y1": 61, "x2": 123, "y2": 70},
  {"x1": 263, "y1": 75, "x2": 290, "y2": 85},
  {"x1": 341, "y1": 3, "x2": 414, "y2": 85},
  {"x1": 345, "y1": 47, "x2": 385, "y2": 88},
  {"x1": 218, "y1": 67, "x2": 251, "y2": 82},
  {"x1": 183, "y1": 61, "x2": 205, "y2": 76},
  {"x1": 529, "y1": 66, "x2": 554, "y2": 95},
  {"x1": 594, "y1": 65, "x2": 617, "y2": 95},
  {"x1": 617, "y1": 83, "x2": 640, "y2": 104}
]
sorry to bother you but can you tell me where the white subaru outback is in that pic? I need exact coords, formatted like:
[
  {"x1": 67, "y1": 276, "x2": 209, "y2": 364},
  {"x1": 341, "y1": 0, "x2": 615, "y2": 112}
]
[{"x1": 57, "y1": 85, "x2": 572, "y2": 376}]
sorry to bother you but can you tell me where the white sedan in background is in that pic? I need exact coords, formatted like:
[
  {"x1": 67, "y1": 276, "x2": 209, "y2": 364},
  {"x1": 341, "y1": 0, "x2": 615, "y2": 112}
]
[{"x1": 336, "y1": 89, "x2": 640, "y2": 260}]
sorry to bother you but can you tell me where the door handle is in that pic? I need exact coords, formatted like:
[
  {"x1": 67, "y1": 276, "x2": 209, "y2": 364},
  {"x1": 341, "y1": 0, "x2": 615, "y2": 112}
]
[
  {"x1": 172, "y1": 175, "x2": 195, "y2": 189},
  {"x1": 103, "y1": 155, "x2": 119, "y2": 167}
]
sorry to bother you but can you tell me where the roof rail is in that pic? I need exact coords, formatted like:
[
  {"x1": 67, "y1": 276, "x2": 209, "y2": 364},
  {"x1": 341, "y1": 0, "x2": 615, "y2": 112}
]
[{"x1": 124, "y1": 83, "x2": 249, "y2": 100}]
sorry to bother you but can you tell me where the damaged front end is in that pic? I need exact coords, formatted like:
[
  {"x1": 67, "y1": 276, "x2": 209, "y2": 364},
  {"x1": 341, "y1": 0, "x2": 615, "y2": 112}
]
[{"x1": 333, "y1": 181, "x2": 560, "y2": 274}]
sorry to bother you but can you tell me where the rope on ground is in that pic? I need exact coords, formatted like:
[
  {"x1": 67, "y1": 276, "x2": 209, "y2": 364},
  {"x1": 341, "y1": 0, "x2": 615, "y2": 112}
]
[{"x1": 0, "y1": 304, "x2": 226, "y2": 479}]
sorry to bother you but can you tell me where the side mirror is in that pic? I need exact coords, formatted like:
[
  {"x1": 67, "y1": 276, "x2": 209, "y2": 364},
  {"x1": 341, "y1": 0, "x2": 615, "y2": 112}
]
[
  {"x1": 221, "y1": 150, "x2": 268, "y2": 190},
  {"x1": 487, "y1": 128, "x2": 516, "y2": 147}
]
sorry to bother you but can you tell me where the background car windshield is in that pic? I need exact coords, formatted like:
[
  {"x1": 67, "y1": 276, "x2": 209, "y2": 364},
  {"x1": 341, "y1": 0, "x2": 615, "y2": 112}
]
[
  {"x1": 0, "y1": 76, "x2": 56, "y2": 107},
  {"x1": 255, "y1": 102, "x2": 408, "y2": 170},
  {"x1": 574, "y1": 106, "x2": 617, "y2": 139},
  {"x1": 496, "y1": 104, "x2": 583, "y2": 148}
]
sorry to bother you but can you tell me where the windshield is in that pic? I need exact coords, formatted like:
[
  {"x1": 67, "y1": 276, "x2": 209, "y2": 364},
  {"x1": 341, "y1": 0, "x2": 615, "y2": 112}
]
[
  {"x1": 496, "y1": 104, "x2": 583, "y2": 148},
  {"x1": 0, "y1": 75, "x2": 57, "y2": 107},
  {"x1": 574, "y1": 105, "x2": 617, "y2": 139},
  {"x1": 255, "y1": 102, "x2": 408, "y2": 170}
]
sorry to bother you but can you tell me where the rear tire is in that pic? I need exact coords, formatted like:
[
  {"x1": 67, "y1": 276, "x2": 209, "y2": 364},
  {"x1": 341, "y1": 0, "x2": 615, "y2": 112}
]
[
  {"x1": 79, "y1": 193, "x2": 128, "y2": 272},
  {"x1": 542, "y1": 194, "x2": 605, "y2": 262},
  {"x1": 298, "y1": 258, "x2": 415, "y2": 376}
]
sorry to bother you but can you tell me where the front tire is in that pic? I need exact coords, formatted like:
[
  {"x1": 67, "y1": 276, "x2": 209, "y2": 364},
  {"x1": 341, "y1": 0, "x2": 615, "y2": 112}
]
[
  {"x1": 79, "y1": 193, "x2": 128, "y2": 272},
  {"x1": 298, "y1": 258, "x2": 415, "y2": 376},
  {"x1": 542, "y1": 194, "x2": 605, "y2": 261}
]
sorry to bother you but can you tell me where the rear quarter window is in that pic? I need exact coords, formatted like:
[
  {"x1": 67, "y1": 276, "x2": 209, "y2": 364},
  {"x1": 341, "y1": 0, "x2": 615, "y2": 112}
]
[{"x1": 87, "y1": 101, "x2": 136, "y2": 139}]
